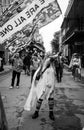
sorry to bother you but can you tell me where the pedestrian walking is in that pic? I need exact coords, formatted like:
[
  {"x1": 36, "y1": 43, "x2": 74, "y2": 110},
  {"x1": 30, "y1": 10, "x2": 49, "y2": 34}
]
[
  {"x1": 23, "y1": 53, "x2": 31, "y2": 75},
  {"x1": 69, "y1": 53, "x2": 81, "y2": 80},
  {"x1": 54, "y1": 52, "x2": 64, "y2": 82},
  {"x1": 10, "y1": 53, "x2": 23, "y2": 89},
  {"x1": 24, "y1": 55, "x2": 56, "y2": 120}
]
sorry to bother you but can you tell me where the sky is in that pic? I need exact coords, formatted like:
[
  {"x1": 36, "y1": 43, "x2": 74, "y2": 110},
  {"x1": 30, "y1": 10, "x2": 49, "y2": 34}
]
[{"x1": 39, "y1": 0, "x2": 70, "y2": 52}]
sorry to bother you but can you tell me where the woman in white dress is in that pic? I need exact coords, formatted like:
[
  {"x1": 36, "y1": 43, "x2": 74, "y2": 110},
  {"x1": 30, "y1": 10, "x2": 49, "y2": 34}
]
[{"x1": 24, "y1": 56, "x2": 56, "y2": 120}]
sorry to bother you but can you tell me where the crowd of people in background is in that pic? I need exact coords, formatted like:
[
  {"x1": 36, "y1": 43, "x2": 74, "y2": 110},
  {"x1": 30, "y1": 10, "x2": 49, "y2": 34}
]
[
  {"x1": 9, "y1": 50, "x2": 44, "y2": 89},
  {"x1": 9, "y1": 49, "x2": 67, "y2": 89},
  {"x1": 9, "y1": 49, "x2": 82, "y2": 86}
]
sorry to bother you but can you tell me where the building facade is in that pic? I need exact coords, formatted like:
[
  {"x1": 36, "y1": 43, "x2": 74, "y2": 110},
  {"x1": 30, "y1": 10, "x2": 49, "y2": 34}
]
[{"x1": 61, "y1": 0, "x2": 84, "y2": 66}]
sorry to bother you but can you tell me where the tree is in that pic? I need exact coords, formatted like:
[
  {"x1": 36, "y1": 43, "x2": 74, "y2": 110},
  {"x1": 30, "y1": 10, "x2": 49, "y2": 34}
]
[
  {"x1": 51, "y1": 31, "x2": 61, "y2": 53},
  {"x1": 51, "y1": 38, "x2": 59, "y2": 53}
]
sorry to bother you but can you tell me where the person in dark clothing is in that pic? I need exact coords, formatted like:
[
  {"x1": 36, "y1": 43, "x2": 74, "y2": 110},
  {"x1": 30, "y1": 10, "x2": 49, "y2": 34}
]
[
  {"x1": 54, "y1": 52, "x2": 64, "y2": 82},
  {"x1": 23, "y1": 53, "x2": 31, "y2": 75},
  {"x1": 10, "y1": 53, "x2": 23, "y2": 89}
]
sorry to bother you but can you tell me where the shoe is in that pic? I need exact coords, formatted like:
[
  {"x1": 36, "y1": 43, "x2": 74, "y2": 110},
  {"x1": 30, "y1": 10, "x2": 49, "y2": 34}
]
[
  {"x1": 16, "y1": 86, "x2": 19, "y2": 89},
  {"x1": 32, "y1": 111, "x2": 39, "y2": 119},
  {"x1": 49, "y1": 111, "x2": 55, "y2": 120},
  {"x1": 9, "y1": 86, "x2": 13, "y2": 89}
]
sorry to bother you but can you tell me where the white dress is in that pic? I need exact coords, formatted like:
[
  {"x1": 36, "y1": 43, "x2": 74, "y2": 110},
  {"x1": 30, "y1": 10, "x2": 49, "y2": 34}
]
[{"x1": 24, "y1": 64, "x2": 55, "y2": 111}]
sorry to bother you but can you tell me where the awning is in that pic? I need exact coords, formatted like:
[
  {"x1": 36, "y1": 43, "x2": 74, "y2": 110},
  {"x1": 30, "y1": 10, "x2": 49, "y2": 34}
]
[{"x1": 62, "y1": 31, "x2": 84, "y2": 45}]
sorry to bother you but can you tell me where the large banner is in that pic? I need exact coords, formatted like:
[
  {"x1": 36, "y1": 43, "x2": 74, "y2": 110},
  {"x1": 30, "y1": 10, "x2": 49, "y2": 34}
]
[{"x1": 0, "y1": 0, "x2": 61, "y2": 44}]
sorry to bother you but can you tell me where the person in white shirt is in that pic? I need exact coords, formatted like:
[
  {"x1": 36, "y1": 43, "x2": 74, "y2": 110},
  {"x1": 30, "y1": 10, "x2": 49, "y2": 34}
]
[
  {"x1": 24, "y1": 55, "x2": 56, "y2": 120},
  {"x1": 10, "y1": 53, "x2": 23, "y2": 89},
  {"x1": 69, "y1": 53, "x2": 81, "y2": 78}
]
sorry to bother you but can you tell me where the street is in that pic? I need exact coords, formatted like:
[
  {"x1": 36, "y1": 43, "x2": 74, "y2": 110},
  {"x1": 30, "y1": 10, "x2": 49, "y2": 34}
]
[{"x1": 0, "y1": 69, "x2": 84, "y2": 130}]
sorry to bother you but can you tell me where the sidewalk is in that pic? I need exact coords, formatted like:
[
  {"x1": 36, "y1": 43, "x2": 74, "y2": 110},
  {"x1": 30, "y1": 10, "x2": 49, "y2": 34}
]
[{"x1": 0, "y1": 64, "x2": 12, "y2": 75}]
